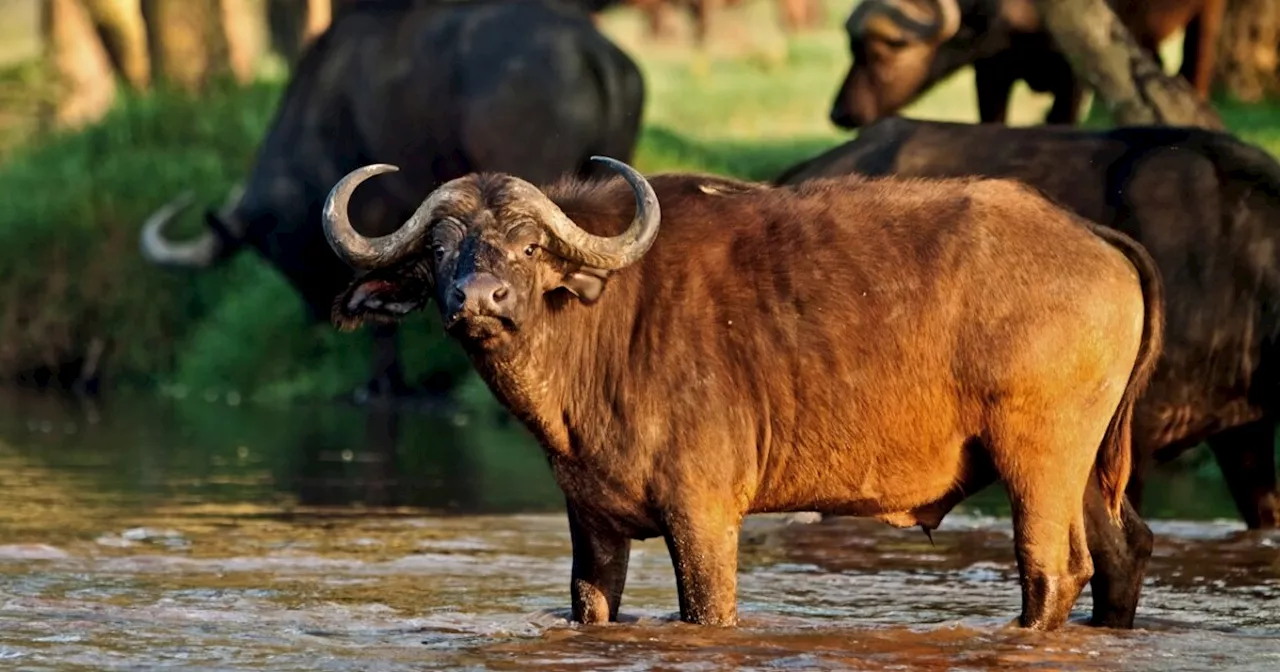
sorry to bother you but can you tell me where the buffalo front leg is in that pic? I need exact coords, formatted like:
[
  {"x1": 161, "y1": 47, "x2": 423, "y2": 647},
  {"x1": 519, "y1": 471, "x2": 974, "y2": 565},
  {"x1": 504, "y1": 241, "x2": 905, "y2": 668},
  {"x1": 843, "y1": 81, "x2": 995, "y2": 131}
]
[
  {"x1": 973, "y1": 59, "x2": 1016, "y2": 124},
  {"x1": 1083, "y1": 474, "x2": 1153, "y2": 628},
  {"x1": 1045, "y1": 79, "x2": 1086, "y2": 125},
  {"x1": 662, "y1": 508, "x2": 741, "y2": 625},
  {"x1": 1207, "y1": 419, "x2": 1279, "y2": 530},
  {"x1": 567, "y1": 503, "x2": 631, "y2": 624}
]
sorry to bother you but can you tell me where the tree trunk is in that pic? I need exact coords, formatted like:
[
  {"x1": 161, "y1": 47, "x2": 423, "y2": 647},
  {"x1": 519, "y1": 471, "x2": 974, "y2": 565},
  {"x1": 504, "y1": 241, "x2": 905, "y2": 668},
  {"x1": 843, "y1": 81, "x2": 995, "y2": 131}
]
[
  {"x1": 221, "y1": 0, "x2": 269, "y2": 83},
  {"x1": 1033, "y1": 0, "x2": 1225, "y2": 130},
  {"x1": 41, "y1": 0, "x2": 118, "y2": 130},
  {"x1": 304, "y1": 0, "x2": 331, "y2": 46},
  {"x1": 1215, "y1": 0, "x2": 1280, "y2": 102},
  {"x1": 81, "y1": 0, "x2": 151, "y2": 90},
  {"x1": 139, "y1": 0, "x2": 231, "y2": 92}
]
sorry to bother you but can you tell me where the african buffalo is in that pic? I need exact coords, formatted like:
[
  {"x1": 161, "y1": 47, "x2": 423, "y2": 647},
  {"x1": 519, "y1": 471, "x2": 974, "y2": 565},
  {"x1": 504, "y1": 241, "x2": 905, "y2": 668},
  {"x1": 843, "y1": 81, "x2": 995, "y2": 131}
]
[
  {"x1": 139, "y1": 0, "x2": 645, "y2": 401},
  {"x1": 776, "y1": 116, "x2": 1280, "y2": 530},
  {"x1": 829, "y1": 0, "x2": 1225, "y2": 129},
  {"x1": 319, "y1": 157, "x2": 1163, "y2": 629}
]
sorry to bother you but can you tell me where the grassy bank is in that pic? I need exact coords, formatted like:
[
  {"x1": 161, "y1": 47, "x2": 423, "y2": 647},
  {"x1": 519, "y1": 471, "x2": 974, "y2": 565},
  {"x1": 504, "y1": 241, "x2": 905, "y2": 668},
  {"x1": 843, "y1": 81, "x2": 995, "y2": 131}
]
[{"x1": 1, "y1": 1, "x2": 1279, "y2": 408}]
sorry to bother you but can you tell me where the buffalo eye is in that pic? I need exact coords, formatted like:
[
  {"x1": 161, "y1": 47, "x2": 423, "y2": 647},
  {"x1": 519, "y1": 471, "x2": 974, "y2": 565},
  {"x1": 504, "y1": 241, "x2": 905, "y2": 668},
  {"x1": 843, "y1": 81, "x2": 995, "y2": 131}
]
[
  {"x1": 432, "y1": 244, "x2": 446, "y2": 262},
  {"x1": 523, "y1": 244, "x2": 537, "y2": 257}
]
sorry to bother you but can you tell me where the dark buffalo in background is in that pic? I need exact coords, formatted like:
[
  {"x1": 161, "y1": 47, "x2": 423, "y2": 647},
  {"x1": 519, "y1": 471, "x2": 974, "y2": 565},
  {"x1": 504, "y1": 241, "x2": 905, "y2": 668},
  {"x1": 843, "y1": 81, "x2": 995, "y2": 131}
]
[
  {"x1": 828, "y1": 0, "x2": 1225, "y2": 129},
  {"x1": 776, "y1": 117, "x2": 1280, "y2": 530},
  {"x1": 139, "y1": 0, "x2": 646, "y2": 402}
]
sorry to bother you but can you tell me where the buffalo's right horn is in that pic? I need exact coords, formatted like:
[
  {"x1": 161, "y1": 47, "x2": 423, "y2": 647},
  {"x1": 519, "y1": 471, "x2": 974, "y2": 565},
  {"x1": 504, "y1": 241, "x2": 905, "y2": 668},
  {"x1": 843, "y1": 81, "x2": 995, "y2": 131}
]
[{"x1": 322, "y1": 164, "x2": 451, "y2": 270}]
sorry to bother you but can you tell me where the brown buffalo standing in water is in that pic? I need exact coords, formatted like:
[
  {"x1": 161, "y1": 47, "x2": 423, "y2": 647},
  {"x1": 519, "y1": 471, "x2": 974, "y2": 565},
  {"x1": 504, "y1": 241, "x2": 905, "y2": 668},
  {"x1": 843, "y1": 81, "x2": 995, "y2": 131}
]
[
  {"x1": 775, "y1": 117, "x2": 1280, "y2": 531},
  {"x1": 319, "y1": 157, "x2": 1163, "y2": 630}
]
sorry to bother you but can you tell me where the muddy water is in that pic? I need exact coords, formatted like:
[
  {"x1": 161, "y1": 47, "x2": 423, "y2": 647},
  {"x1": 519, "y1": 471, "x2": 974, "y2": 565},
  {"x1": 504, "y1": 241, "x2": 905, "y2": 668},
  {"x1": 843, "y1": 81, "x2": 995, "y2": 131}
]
[{"x1": 0, "y1": 391, "x2": 1276, "y2": 671}]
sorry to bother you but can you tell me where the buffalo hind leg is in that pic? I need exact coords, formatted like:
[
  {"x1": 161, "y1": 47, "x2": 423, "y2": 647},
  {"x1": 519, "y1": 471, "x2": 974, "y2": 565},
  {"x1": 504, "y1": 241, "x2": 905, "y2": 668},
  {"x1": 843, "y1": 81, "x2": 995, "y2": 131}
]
[
  {"x1": 1007, "y1": 490, "x2": 1093, "y2": 629},
  {"x1": 662, "y1": 507, "x2": 740, "y2": 626},
  {"x1": 996, "y1": 431, "x2": 1094, "y2": 630},
  {"x1": 1207, "y1": 419, "x2": 1279, "y2": 529},
  {"x1": 1083, "y1": 475, "x2": 1153, "y2": 628},
  {"x1": 567, "y1": 502, "x2": 632, "y2": 624}
]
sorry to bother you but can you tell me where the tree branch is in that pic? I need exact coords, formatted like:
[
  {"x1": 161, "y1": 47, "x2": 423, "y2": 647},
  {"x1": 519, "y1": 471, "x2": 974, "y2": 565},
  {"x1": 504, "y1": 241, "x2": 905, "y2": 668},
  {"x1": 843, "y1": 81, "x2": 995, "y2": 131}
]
[{"x1": 1034, "y1": 0, "x2": 1225, "y2": 130}]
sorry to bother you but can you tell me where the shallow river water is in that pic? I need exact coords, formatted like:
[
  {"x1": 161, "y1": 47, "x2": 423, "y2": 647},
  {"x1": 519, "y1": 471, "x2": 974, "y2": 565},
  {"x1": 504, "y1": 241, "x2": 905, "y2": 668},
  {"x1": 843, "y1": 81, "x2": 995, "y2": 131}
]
[{"x1": 0, "y1": 390, "x2": 1277, "y2": 671}]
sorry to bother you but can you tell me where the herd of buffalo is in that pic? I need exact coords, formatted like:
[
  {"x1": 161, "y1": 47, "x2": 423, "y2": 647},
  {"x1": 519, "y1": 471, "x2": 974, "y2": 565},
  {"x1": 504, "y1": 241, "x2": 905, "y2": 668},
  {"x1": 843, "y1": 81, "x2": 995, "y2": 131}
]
[{"x1": 137, "y1": 0, "x2": 1277, "y2": 629}]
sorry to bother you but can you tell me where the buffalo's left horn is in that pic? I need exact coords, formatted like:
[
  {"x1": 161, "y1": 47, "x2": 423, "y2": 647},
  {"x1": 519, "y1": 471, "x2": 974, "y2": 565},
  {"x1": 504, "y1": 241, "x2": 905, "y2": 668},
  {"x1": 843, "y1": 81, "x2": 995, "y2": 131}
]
[
  {"x1": 519, "y1": 156, "x2": 662, "y2": 271},
  {"x1": 140, "y1": 191, "x2": 222, "y2": 268}
]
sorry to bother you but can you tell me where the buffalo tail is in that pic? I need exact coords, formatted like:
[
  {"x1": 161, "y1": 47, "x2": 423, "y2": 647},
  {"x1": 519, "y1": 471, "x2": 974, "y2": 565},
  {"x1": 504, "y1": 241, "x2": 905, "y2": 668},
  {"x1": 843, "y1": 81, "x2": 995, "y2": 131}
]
[{"x1": 1088, "y1": 224, "x2": 1166, "y2": 523}]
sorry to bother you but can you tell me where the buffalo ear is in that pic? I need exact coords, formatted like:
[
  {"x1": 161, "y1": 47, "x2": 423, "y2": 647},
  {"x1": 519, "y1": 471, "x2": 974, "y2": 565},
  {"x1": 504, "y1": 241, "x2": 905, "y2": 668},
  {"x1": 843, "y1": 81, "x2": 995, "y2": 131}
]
[
  {"x1": 331, "y1": 271, "x2": 428, "y2": 332},
  {"x1": 1000, "y1": 0, "x2": 1042, "y2": 32},
  {"x1": 558, "y1": 266, "x2": 611, "y2": 304}
]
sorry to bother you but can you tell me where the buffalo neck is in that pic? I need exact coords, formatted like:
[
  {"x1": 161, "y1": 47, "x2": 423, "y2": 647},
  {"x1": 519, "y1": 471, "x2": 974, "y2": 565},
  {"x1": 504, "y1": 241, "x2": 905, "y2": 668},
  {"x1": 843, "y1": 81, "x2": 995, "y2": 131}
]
[{"x1": 464, "y1": 271, "x2": 642, "y2": 460}]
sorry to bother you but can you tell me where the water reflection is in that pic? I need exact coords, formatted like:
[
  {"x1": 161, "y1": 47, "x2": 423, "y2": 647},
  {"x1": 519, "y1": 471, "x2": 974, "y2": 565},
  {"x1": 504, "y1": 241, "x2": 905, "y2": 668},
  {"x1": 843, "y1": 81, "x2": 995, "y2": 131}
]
[
  {"x1": 0, "y1": 390, "x2": 564, "y2": 525},
  {"x1": 0, "y1": 390, "x2": 1276, "y2": 670}
]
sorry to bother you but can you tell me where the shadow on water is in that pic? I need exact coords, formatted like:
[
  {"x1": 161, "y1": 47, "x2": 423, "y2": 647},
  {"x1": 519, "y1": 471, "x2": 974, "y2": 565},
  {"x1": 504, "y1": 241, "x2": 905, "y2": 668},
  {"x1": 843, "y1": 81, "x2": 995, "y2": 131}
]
[{"x1": 0, "y1": 389, "x2": 1277, "y2": 670}]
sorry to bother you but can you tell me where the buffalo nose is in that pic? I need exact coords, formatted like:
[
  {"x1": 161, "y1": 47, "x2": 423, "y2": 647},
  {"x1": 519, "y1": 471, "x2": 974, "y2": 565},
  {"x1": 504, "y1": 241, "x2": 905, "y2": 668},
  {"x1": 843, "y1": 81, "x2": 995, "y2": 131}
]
[
  {"x1": 829, "y1": 106, "x2": 856, "y2": 129},
  {"x1": 449, "y1": 273, "x2": 512, "y2": 317}
]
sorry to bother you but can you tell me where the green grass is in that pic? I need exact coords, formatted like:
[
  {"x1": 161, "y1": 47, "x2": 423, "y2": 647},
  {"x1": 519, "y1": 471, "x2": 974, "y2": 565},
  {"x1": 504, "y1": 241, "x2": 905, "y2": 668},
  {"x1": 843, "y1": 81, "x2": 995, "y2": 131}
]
[{"x1": 1, "y1": 0, "x2": 1279, "y2": 407}]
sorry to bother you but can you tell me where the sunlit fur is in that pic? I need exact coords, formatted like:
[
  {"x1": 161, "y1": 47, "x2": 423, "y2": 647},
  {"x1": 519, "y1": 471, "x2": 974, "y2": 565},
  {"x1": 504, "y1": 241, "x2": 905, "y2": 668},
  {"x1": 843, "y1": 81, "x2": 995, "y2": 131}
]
[
  {"x1": 334, "y1": 169, "x2": 1164, "y2": 631},
  {"x1": 777, "y1": 117, "x2": 1280, "y2": 535}
]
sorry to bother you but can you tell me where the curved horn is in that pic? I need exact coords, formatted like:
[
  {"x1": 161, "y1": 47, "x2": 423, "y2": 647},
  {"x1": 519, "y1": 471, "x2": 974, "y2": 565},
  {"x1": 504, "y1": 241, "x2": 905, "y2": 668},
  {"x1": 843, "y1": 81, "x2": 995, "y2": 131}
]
[
  {"x1": 848, "y1": 0, "x2": 960, "y2": 42},
  {"x1": 848, "y1": 1, "x2": 925, "y2": 38},
  {"x1": 322, "y1": 164, "x2": 444, "y2": 270},
  {"x1": 139, "y1": 191, "x2": 222, "y2": 268},
  {"x1": 931, "y1": 0, "x2": 961, "y2": 43},
  {"x1": 323, "y1": 158, "x2": 661, "y2": 272},
  {"x1": 521, "y1": 156, "x2": 662, "y2": 271}
]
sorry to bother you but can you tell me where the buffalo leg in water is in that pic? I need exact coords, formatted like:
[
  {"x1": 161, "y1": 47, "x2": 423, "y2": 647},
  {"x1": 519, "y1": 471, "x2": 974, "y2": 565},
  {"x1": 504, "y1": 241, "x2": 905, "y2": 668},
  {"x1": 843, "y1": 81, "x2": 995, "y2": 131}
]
[
  {"x1": 663, "y1": 508, "x2": 740, "y2": 626},
  {"x1": 1083, "y1": 475, "x2": 1153, "y2": 628},
  {"x1": 568, "y1": 502, "x2": 632, "y2": 624},
  {"x1": 998, "y1": 433, "x2": 1096, "y2": 630}
]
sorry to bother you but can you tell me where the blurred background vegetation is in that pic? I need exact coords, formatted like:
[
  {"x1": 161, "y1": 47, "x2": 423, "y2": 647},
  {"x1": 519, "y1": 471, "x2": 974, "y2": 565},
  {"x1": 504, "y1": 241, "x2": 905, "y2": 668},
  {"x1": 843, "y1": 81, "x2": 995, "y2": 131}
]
[{"x1": 0, "y1": 0, "x2": 1277, "y2": 432}]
